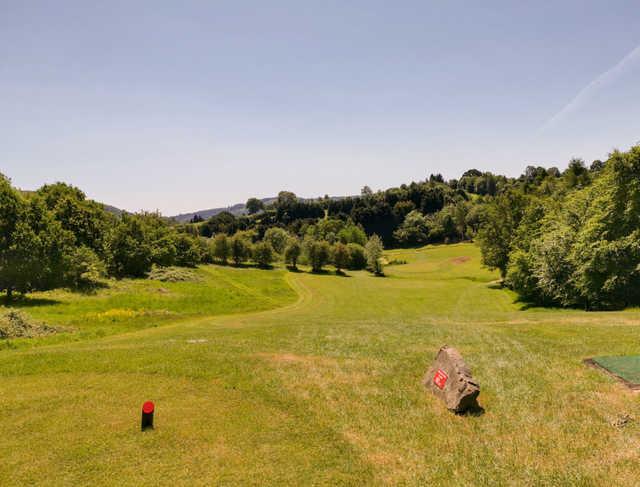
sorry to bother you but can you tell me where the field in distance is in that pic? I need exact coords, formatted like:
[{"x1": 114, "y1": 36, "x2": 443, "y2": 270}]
[{"x1": 1, "y1": 243, "x2": 640, "y2": 485}]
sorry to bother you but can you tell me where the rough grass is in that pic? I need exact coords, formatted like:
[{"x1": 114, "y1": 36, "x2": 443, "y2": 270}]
[
  {"x1": 147, "y1": 265, "x2": 202, "y2": 282},
  {"x1": 1, "y1": 243, "x2": 640, "y2": 485},
  {"x1": 0, "y1": 310, "x2": 57, "y2": 339},
  {"x1": 0, "y1": 265, "x2": 296, "y2": 349}
]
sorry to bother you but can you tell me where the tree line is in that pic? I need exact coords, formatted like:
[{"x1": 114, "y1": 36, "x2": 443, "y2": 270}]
[
  {"x1": 0, "y1": 177, "x2": 385, "y2": 298},
  {"x1": 2, "y1": 145, "x2": 637, "y2": 309},
  {"x1": 476, "y1": 148, "x2": 640, "y2": 310}
]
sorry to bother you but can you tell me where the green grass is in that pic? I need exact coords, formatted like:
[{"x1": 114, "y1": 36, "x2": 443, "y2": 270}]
[
  {"x1": 0, "y1": 265, "x2": 296, "y2": 349},
  {"x1": 1, "y1": 243, "x2": 640, "y2": 485}
]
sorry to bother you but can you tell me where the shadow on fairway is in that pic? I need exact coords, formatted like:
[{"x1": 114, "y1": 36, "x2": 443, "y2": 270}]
[
  {"x1": 310, "y1": 269, "x2": 352, "y2": 278},
  {"x1": 457, "y1": 404, "x2": 485, "y2": 417},
  {"x1": 0, "y1": 296, "x2": 62, "y2": 308}
]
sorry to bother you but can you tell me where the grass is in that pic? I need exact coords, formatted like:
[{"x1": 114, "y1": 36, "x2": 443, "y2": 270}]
[
  {"x1": 0, "y1": 265, "x2": 296, "y2": 349},
  {"x1": 1, "y1": 243, "x2": 640, "y2": 485}
]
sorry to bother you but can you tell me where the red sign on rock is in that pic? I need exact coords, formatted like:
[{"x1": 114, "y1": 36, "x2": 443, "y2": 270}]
[{"x1": 433, "y1": 369, "x2": 448, "y2": 389}]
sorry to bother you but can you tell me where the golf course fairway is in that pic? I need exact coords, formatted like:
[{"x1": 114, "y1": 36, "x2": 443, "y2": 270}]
[{"x1": 1, "y1": 243, "x2": 640, "y2": 486}]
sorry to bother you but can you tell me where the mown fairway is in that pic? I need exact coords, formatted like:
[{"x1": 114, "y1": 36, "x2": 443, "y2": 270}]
[{"x1": 1, "y1": 243, "x2": 640, "y2": 486}]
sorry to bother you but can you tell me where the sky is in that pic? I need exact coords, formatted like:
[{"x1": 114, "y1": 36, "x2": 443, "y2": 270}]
[{"x1": 2, "y1": 1, "x2": 640, "y2": 215}]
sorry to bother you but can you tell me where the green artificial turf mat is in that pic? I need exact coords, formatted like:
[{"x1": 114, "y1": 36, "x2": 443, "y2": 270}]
[{"x1": 590, "y1": 355, "x2": 640, "y2": 386}]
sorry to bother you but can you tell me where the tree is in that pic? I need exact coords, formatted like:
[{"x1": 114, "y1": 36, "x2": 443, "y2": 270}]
[
  {"x1": 364, "y1": 234, "x2": 384, "y2": 275},
  {"x1": 453, "y1": 201, "x2": 468, "y2": 240},
  {"x1": 252, "y1": 241, "x2": 274, "y2": 268},
  {"x1": 393, "y1": 210, "x2": 429, "y2": 246},
  {"x1": 476, "y1": 191, "x2": 527, "y2": 279},
  {"x1": 0, "y1": 186, "x2": 73, "y2": 297},
  {"x1": 230, "y1": 232, "x2": 251, "y2": 266},
  {"x1": 36, "y1": 182, "x2": 112, "y2": 255},
  {"x1": 347, "y1": 243, "x2": 366, "y2": 270},
  {"x1": 263, "y1": 227, "x2": 289, "y2": 254},
  {"x1": 564, "y1": 158, "x2": 590, "y2": 188},
  {"x1": 246, "y1": 198, "x2": 264, "y2": 215},
  {"x1": 332, "y1": 242, "x2": 350, "y2": 273},
  {"x1": 304, "y1": 239, "x2": 331, "y2": 272},
  {"x1": 199, "y1": 211, "x2": 238, "y2": 237},
  {"x1": 361, "y1": 186, "x2": 373, "y2": 197},
  {"x1": 107, "y1": 214, "x2": 153, "y2": 277},
  {"x1": 590, "y1": 159, "x2": 605, "y2": 172},
  {"x1": 0, "y1": 175, "x2": 23, "y2": 298},
  {"x1": 337, "y1": 223, "x2": 367, "y2": 246},
  {"x1": 283, "y1": 238, "x2": 301, "y2": 269},
  {"x1": 212, "y1": 233, "x2": 230, "y2": 264},
  {"x1": 174, "y1": 233, "x2": 202, "y2": 267}
]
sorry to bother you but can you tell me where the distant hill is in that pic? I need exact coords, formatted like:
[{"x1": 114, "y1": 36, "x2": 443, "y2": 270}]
[
  {"x1": 101, "y1": 203, "x2": 125, "y2": 216},
  {"x1": 171, "y1": 195, "x2": 350, "y2": 223},
  {"x1": 171, "y1": 197, "x2": 278, "y2": 223}
]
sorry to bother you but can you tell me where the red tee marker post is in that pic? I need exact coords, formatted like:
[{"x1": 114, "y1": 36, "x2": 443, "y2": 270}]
[{"x1": 141, "y1": 401, "x2": 154, "y2": 431}]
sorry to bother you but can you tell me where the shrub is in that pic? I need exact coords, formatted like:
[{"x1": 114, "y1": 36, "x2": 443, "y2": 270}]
[{"x1": 64, "y1": 246, "x2": 106, "y2": 289}]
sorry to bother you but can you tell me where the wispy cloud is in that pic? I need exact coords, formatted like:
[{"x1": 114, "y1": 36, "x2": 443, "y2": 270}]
[{"x1": 539, "y1": 43, "x2": 640, "y2": 133}]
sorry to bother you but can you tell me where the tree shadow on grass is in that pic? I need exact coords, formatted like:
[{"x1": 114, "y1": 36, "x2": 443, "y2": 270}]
[
  {"x1": 72, "y1": 282, "x2": 110, "y2": 296},
  {"x1": 334, "y1": 270, "x2": 351, "y2": 277},
  {"x1": 0, "y1": 296, "x2": 62, "y2": 308},
  {"x1": 309, "y1": 269, "x2": 352, "y2": 278}
]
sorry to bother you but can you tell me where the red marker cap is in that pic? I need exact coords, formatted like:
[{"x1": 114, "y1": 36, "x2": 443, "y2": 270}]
[{"x1": 142, "y1": 401, "x2": 155, "y2": 414}]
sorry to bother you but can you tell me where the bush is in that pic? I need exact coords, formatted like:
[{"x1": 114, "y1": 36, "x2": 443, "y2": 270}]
[{"x1": 64, "y1": 246, "x2": 106, "y2": 289}]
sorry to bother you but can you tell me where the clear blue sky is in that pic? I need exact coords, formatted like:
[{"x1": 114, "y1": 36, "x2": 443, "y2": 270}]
[{"x1": 2, "y1": 1, "x2": 639, "y2": 214}]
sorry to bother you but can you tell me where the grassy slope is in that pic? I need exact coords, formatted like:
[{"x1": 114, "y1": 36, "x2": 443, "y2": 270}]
[
  {"x1": 0, "y1": 265, "x2": 296, "y2": 349},
  {"x1": 1, "y1": 243, "x2": 640, "y2": 485}
]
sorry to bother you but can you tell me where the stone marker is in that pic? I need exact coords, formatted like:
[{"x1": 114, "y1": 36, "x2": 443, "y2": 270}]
[{"x1": 424, "y1": 346, "x2": 480, "y2": 413}]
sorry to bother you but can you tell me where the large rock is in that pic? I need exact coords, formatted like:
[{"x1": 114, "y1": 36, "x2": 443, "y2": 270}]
[{"x1": 424, "y1": 346, "x2": 480, "y2": 413}]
